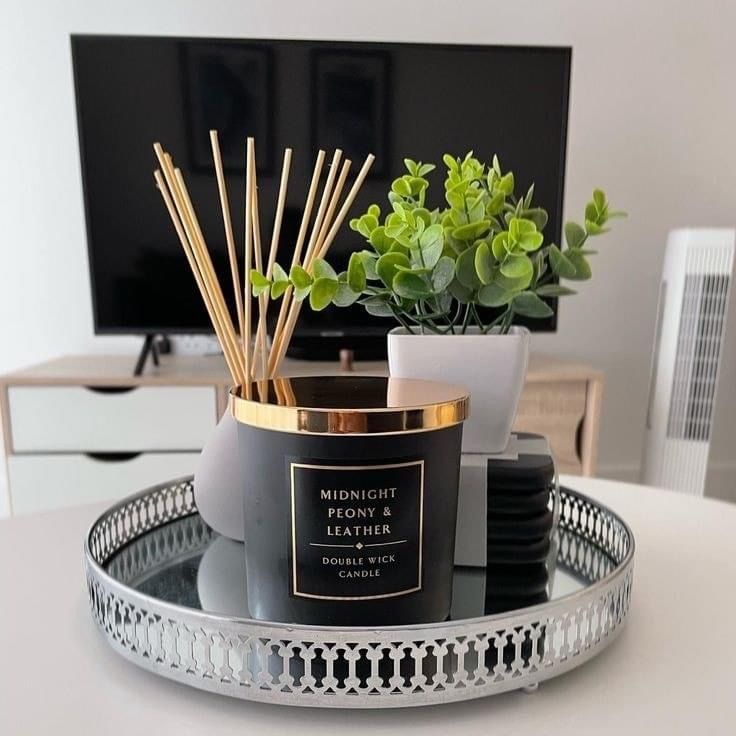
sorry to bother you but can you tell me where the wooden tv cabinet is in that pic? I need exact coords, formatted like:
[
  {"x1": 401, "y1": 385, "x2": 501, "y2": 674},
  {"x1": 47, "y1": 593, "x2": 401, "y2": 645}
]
[{"x1": 0, "y1": 353, "x2": 603, "y2": 515}]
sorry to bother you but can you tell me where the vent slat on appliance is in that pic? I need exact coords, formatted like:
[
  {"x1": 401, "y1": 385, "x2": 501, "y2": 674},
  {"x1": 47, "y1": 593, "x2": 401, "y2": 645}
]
[{"x1": 644, "y1": 229, "x2": 734, "y2": 496}]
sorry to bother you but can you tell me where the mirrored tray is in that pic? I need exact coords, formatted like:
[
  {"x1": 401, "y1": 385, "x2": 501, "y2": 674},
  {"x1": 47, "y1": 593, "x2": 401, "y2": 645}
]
[{"x1": 84, "y1": 477, "x2": 634, "y2": 708}]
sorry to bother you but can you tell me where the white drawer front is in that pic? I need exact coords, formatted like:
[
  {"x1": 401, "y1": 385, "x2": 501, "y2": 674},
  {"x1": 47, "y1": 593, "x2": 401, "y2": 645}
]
[
  {"x1": 9, "y1": 385, "x2": 216, "y2": 452},
  {"x1": 8, "y1": 452, "x2": 199, "y2": 515}
]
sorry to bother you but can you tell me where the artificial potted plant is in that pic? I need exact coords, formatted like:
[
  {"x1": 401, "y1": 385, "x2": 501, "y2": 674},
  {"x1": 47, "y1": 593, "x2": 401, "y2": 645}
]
[{"x1": 254, "y1": 152, "x2": 624, "y2": 452}]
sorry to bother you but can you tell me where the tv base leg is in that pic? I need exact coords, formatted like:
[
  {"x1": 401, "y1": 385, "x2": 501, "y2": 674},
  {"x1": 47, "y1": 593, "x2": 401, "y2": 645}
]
[{"x1": 134, "y1": 335, "x2": 159, "y2": 376}]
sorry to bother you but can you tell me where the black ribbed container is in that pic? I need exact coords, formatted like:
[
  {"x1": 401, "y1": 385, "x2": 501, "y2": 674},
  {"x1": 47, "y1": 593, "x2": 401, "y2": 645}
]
[{"x1": 232, "y1": 376, "x2": 468, "y2": 627}]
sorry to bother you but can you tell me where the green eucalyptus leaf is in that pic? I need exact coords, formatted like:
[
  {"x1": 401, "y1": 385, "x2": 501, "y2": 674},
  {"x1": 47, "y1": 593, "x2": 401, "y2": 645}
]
[
  {"x1": 367, "y1": 204, "x2": 381, "y2": 219},
  {"x1": 512, "y1": 291, "x2": 554, "y2": 318},
  {"x1": 417, "y1": 163, "x2": 435, "y2": 176},
  {"x1": 417, "y1": 224, "x2": 443, "y2": 268},
  {"x1": 486, "y1": 191, "x2": 506, "y2": 216},
  {"x1": 496, "y1": 172, "x2": 515, "y2": 196},
  {"x1": 524, "y1": 183, "x2": 535, "y2": 209},
  {"x1": 524, "y1": 208, "x2": 548, "y2": 231},
  {"x1": 431, "y1": 256, "x2": 455, "y2": 292},
  {"x1": 408, "y1": 177, "x2": 428, "y2": 196},
  {"x1": 448, "y1": 277, "x2": 473, "y2": 304},
  {"x1": 395, "y1": 264, "x2": 431, "y2": 275},
  {"x1": 391, "y1": 177, "x2": 412, "y2": 198},
  {"x1": 585, "y1": 220, "x2": 610, "y2": 235},
  {"x1": 455, "y1": 242, "x2": 482, "y2": 289},
  {"x1": 419, "y1": 223, "x2": 443, "y2": 250},
  {"x1": 250, "y1": 270, "x2": 270, "y2": 297},
  {"x1": 585, "y1": 202, "x2": 598, "y2": 222},
  {"x1": 495, "y1": 270, "x2": 532, "y2": 293},
  {"x1": 361, "y1": 295, "x2": 395, "y2": 318},
  {"x1": 509, "y1": 217, "x2": 536, "y2": 240},
  {"x1": 376, "y1": 251, "x2": 411, "y2": 288},
  {"x1": 564, "y1": 221, "x2": 587, "y2": 249},
  {"x1": 293, "y1": 284, "x2": 312, "y2": 302},
  {"x1": 270, "y1": 278, "x2": 288, "y2": 300},
  {"x1": 445, "y1": 181, "x2": 466, "y2": 209},
  {"x1": 478, "y1": 283, "x2": 514, "y2": 307},
  {"x1": 532, "y1": 250, "x2": 547, "y2": 284},
  {"x1": 289, "y1": 264, "x2": 312, "y2": 290},
  {"x1": 535, "y1": 284, "x2": 577, "y2": 297},
  {"x1": 403, "y1": 158, "x2": 418, "y2": 175},
  {"x1": 491, "y1": 231, "x2": 511, "y2": 260},
  {"x1": 347, "y1": 252, "x2": 367, "y2": 292},
  {"x1": 500, "y1": 254, "x2": 533, "y2": 282},
  {"x1": 333, "y1": 281, "x2": 361, "y2": 307},
  {"x1": 385, "y1": 223, "x2": 408, "y2": 239},
  {"x1": 443, "y1": 153, "x2": 459, "y2": 172},
  {"x1": 548, "y1": 244, "x2": 577, "y2": 279},
  {"x1": 368, "y1": 226, "x2": 395, "y2": 255},
  {"x1": 388, "y1": 241, "x2": 411, "y2": 256},
  {"x1": 309, "y1": 277, "x2": 338, "y2": 311},
  {"x1": 467, "y1": 195, "x2": 486, "y2": 222},
  {"x1": 593, "y1": 189, "x2": 607, "y2": 214},
  {"x1": 312, "y1": 258, "x2": 337, "y2": 281},
  {"x1": 565, "y1": 249, "x2": 592, "y2": 280},
  {"x1": 271, "y1": 262, "x2": 288, "y2": 283},
  {"x1": 453, "y1": 220, "x2": 490, "y2": 242},
  {"x1": 393, "y1": 270, "x2": 431, "y2": 299},
  {"x1": 518, "y1": 231, "x2": 544, "y2": 252},
  {"x1": 413, "y1": 208, "x2": 432, "y2": 227},
  {"x1": 474, "y1": 241, "x2": 494, "y2": 285},
  {"x1": 357, "y1": 251, "x2": 379, "y2": 280},
  {"x1": 355, "y1": 214, "x2": 379, "y2": 239}
]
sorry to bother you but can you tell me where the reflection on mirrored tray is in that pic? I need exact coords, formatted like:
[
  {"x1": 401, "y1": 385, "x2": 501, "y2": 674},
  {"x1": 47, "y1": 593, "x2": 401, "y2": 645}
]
[{"x1": 105, "y1": 513, "x2": 618, "y2": 623}]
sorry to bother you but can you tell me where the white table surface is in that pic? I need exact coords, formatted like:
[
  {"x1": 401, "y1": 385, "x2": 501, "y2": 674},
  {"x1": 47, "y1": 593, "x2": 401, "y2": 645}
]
[{"x1": 1, "y1": 476, "x2": 735, "y2": 735}]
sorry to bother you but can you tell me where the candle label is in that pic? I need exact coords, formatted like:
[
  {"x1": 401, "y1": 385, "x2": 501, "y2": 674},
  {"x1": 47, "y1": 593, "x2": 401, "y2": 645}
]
[{"x1": 289, "y1": 459, "x2": 424, "y2": 600}]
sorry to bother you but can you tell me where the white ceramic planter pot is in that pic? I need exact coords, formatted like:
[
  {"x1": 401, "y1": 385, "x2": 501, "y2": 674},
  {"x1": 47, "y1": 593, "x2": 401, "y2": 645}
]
[{"x1": 387, "y1": 326, "x2": 530, "y2": 453}]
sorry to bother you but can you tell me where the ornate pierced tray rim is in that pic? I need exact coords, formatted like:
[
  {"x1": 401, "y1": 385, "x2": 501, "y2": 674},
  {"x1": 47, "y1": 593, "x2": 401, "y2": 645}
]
[
  {"x1": 84, "y1": 476, "x2": 635, "y2": 708},
  {"x1": 84, "y1": 483, "x2": 634, "y2": 634}
]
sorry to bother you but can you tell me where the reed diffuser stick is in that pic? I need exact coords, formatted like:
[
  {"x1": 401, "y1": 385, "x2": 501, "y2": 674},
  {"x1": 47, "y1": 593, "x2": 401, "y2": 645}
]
[
  {"x1": 172, "y1": 166, "x2": 246, "y2": 382},
  {"x1": 317, "y1": 154, "x2": 376, "y2": 259},
  {"x1": 300, "y1": 149, "x2": 343, "y2": 271},
  {"x1": 270, "y1": 153, "x2": 375, "y2": 377},
  {"x1": 252, "y1": 148, "x2": 292, "y2": 373},
  {"x1": 310, "y1": 158, "x2": 352, "y2": 264},
  {"x1": 243, "y1": 138, "x2": 256, "y2": 397},
  {"x1": 268, "y1": 150, "x2": 326, "y2": 375},
  {"x1": 269, "y1": 159, "x2": 352, "y2": 378},
  {"x1": 153, "y1": 170, "x2": 240, "y2": 384},
  {"x1": 209, "y1": 130, "x2": 244, "y2": 339},
  {"x1": 250, "y1": 182, "x2": 268, "y2": 382},
  {"x1": 268, "y1": 149, "x2": 342, "y2": 373},
  {"x1": 154, "y1": 143, "x2": 245, "y2": 383}
]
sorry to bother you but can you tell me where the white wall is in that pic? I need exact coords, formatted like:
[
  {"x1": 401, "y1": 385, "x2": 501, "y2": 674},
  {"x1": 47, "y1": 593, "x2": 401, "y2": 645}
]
[{"x1": 1, "y1": 0, "x2": 735, "y2": 509}]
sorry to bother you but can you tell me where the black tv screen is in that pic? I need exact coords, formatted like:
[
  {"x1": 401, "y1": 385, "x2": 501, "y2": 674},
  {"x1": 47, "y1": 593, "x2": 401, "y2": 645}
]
[{"x1": 72, "y1": 35, "x2": 570, "y2": 356}]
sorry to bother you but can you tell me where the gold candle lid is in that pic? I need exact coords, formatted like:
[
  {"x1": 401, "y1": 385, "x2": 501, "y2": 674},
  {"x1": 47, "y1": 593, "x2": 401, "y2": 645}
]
[{"x1": 230, "y1": 375, "x2": 469, "y2": 435}]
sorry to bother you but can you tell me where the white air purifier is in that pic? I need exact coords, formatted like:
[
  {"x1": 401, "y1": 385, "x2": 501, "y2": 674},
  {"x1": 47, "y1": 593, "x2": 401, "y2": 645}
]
[{"x1": 643, "y1": 228, "x2": 735, "y2": 495}]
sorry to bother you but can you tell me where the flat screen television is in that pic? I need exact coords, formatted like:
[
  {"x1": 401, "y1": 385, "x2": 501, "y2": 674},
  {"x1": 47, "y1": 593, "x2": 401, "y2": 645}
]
[{"x1": 72, "y1": 35, "x2": 571, "y2": 359}]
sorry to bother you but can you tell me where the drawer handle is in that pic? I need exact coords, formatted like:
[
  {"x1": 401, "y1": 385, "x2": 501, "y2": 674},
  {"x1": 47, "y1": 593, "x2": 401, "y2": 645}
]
[
  {"x1": 85, "y1": 452, "x2": 142, "y2": 463},
  {"x1": 84, "y1": 386, "x2": 137, "y2": 395}
]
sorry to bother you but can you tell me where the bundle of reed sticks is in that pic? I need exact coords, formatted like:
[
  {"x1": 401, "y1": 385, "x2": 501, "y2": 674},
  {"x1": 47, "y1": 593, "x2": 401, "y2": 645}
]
[{"x1": 153, "y1": 135, "x2": 374, "y2": 398}]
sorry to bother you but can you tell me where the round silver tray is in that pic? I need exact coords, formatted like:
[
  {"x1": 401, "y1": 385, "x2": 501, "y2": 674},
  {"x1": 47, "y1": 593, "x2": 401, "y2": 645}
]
[{"x1": 84, "y1": 477, "x2": 634, "y2": 708}]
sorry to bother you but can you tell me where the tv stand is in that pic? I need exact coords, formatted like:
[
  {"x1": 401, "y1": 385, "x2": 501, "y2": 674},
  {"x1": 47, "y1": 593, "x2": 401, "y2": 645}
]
[{"x1": 0, "y1": 353, "x2": 603, "y2": 516}]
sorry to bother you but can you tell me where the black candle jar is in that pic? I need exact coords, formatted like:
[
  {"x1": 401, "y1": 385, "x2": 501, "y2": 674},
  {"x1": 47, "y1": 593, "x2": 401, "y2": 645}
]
[{"x1": 231, "y1": 375, "x2": 468, "y2": 627}]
